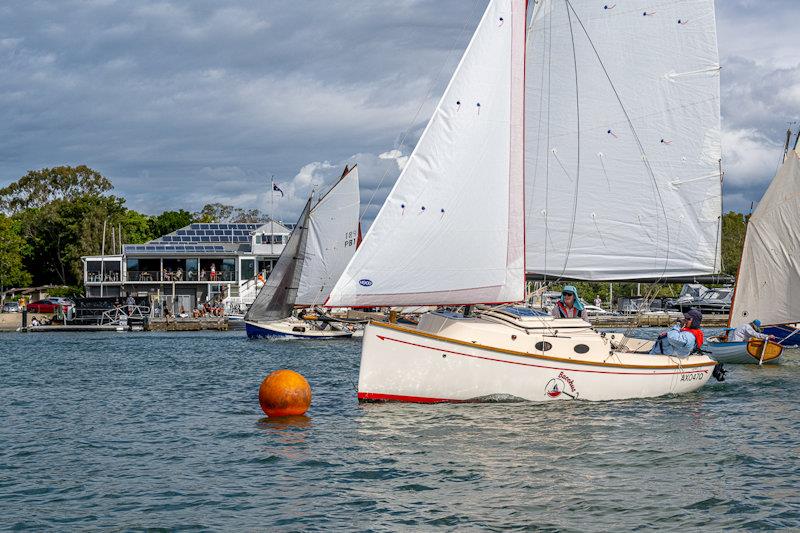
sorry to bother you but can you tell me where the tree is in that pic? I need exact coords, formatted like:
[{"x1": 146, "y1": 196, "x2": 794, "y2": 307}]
[
  {"x1": 194, "y1": 203, "x2": 266, "y2": 224},
  {"x1": 0, "y1": 214, "x2": 32, "y2": 290},
  {"x1": 148, "y1": 210, "x2": 194, "y2": 238},
  {"x1": 0, "y1": 165, "x2": 113, "y2": 214},
  {"x1": 720, "y1": 211, "x2": 748, "y2": 277}
]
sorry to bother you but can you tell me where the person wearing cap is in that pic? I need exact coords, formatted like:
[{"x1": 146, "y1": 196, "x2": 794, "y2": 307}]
[
  {"x1": 730, "y1": 319, "x2": 774, "y2": 342},
  {"x1": 551, "y1": 285, "x2": 588, "y2": 320},
  {"x1": 650, "y1": 310, "x2": 704, "y2": 356}
]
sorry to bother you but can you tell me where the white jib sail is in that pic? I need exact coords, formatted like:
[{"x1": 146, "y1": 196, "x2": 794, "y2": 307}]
[
  {"x1": 326, "y1": 0, "x2": 526, "y2": 307},
  {"x1": 729, "y1": 153, "x2": 800, "y2": 329},
  {"x1": 295, "y1": 166, "x2": 361, "y2": 306},
  {"x1": 524, "y1": 0, "x2": 722, "y2": 280}
]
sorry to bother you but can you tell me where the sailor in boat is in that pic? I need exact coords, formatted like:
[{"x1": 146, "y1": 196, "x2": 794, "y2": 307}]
[
  {"x1": 550, "y1": 285, "x2": 588, "y2": 320},
  {"x1": 729, "y1": 319, "x2": 774, "y2": 342},
  {"x1": 650, "y1": 310, "x2": 705, "y2": 356}
]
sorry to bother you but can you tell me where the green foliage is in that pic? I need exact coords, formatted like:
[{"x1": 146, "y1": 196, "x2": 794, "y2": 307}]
[
  {"x1": 149, "y1": 210, "x2": 194, "y2": 238},
  {"x1": 0, "y1": 165, "x2": 113, "y2": 214},
  {"x1": 0, "y1": 214, "x2": 32, "y2": 289},
  {"x1": 720, "y1": 211, "x2": 748, "y2": 277},
  {"x1": 47, "y1": 285, "x2": 84, "y2": 298},
  {"x1": 195, "y1": 203, "x2": 265, "y2": 223}
]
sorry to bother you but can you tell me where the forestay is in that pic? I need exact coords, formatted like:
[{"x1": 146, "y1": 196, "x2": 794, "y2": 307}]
[
  {"x1": 296, "y1": 166, "x2": 361, "y2": 306},
  {"x1": 524, "y1": 0, "x2": 722, "y2": 280},
  {"x1": 245, "y1": 199, "x2": 311, "y2": 323},
  {"x1": 327, "y1": 0, "x2": 526, "y2": 307},
  {"x1": 729, "y1": 153, "x2": 800, "y2": 329}
]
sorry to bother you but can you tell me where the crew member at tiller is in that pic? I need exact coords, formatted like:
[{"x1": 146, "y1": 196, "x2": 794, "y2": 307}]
[
  {"x1": 651, "y1": 309, "x2": 705, "y2": 356},
  {"x1": 551, "y1": 285, "x2": 588, "y2": 320}
]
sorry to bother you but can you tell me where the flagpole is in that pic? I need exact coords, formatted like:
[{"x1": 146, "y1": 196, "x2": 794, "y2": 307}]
[{"x1": 270, "y1": 175, "x2": 274, "y2": 260}]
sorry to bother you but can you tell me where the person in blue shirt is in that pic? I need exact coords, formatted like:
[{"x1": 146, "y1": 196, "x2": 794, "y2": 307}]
[{"x1": 650, "y1": 310, "x2": 704, "y2": 356}]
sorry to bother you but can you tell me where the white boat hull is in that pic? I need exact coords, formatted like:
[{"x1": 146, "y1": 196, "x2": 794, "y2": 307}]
[
  {"x1": 357, "y1": 312, "x2": 717, "y2": 403},
  {"x1": 705, "y1": 340, "x2": 782, "y2": 365}
]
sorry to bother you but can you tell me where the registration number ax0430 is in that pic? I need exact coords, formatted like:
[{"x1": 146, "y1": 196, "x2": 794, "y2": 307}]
[{"x1": 679, "y1": 372, "x2": 705, "y2": 382}]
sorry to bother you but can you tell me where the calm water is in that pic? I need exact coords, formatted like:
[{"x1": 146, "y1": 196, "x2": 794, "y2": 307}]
[{"x1": 1, "y1": 330, "x2": 798, "y2": 531}]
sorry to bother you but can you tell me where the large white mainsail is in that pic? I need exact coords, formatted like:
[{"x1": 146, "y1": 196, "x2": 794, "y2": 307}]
[
  {"x1": 296, "y1": 166, "x2": 361, "y2": 306},
  {"x1": 728, "y1": 152, "x2": 800, "y2": 329},
  {"x1": 524, "y1": 0, "x2": 722, "y2": 280},
  {"x1": 327, "y1": 0, "x2": 525, "y2": 307}
]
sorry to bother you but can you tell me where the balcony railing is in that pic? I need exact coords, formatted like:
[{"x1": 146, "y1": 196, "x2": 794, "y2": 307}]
[
  {"x1": 126, "y1": 270, "x2": 162, "y2": 282},
  {"x1": 86, "y1": 272, "x2": 121, "y2": 283},
  {"x1": 122, "y1": 270, "x2": 238, "y2": 282}
]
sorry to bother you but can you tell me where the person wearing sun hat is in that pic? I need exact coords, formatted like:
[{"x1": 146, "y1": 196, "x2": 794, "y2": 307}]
[
  {"x1": 651, "y1": 309, "x2": 704, "y2": 356},
  {"x1": 551, "y1": 285, "x2": 588, "y2": 320},
  {"x1": 730, "y1": 319, "x2": 774, "y2": 342}
]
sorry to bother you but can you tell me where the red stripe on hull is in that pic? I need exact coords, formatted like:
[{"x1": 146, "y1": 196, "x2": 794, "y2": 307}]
[{"x1": 358, "y1": 392, "x2": 468, "y2": 404}]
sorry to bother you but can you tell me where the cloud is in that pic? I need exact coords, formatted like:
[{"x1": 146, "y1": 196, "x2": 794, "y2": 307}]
[{"x1": 0, "y1": 0, "x2": 798, "y2": 222}]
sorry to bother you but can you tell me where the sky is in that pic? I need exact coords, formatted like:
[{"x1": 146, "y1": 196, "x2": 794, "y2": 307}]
[{"x1": 1, "y1": 0, "x2": 798, "y2": 224}]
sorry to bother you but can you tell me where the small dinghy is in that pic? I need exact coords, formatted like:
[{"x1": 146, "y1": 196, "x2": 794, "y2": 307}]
[
  {"x1": 706, "y1": 139, "x2": 800, "y2": 362},
  {"x1": 705, "y1": 338, "x2": 783, "y2": 365}
]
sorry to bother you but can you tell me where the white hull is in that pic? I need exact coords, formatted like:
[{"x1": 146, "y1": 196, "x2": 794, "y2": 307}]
[
  {"x1": 705, "y1": 340, "x2": 782, "y2": 365},
  {"x1": 357, "y1": 310, "x2": 716, "y2": 403}
]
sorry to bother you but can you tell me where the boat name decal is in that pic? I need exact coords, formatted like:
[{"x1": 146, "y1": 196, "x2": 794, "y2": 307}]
[
  {"x1": 359, "y1": 279, "x2": 373, "y2": 287},
  {"x1": 679, "y1": 372, "x2": 705, "y2": 382},
  {"x1": 558, "y1": 371, "x2": 576, "y2": 393}
]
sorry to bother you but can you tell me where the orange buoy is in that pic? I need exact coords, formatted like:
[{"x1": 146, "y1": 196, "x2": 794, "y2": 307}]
[{"x1": 258, "y1": 370, "x2": 312, "y2": 417}]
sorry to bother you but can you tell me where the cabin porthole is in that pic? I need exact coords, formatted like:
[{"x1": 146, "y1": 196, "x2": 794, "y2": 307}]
[
  {"x1": 574, "y1": 344, "x2": 590, "y2": 354},
  {"x1": 535, "y1": 341, "x2": 552, "y2": 352}
]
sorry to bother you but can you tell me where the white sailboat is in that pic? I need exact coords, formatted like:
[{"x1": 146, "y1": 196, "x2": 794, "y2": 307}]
[
  {"x1": 706, "y1": 148, "x2": 800, "y2": 363},
  {"x1": 326, "y1": 0, "x2": 723, "y2": 402},
  {"x1": 246, "y1": 166, "x2": 360, "y2": 339}
]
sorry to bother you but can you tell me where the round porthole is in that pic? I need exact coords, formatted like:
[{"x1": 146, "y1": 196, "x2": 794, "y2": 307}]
[
  {"x1": 574, "y1": 344, "x2": 590, "y2": 354},
  {"x1": 535, "y1": 341, "x2": 552, "y2": 352}
]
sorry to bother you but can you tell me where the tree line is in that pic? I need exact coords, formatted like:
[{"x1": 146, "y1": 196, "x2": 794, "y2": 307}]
[
  {"x1": 0, "y1": 166, "x2": 267, "y2": 291},
  {"x1": 0, "y1": 165, "x2": 750, "y2": 297}
]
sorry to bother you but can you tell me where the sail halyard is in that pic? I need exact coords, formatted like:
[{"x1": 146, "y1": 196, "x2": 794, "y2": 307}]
[
  {"x1": 244, "y1": 198, "x2": 312, "y2": 322},
  {"x1": 326, "y1": 0, "x2": 527, "y2": 308},
  {"x1": 524, "y1": 0, "x2": 722, "y2": 281}
]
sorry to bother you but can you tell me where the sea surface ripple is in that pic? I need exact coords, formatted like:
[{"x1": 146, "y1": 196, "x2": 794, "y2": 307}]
[{"x1": 1, "y1": 330, "x2": 798, "y2": 531}]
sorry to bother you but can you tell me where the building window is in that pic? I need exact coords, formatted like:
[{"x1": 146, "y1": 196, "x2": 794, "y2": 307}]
[{"x1": 241, "y1": 259, "x2": 255, "y2": 280}]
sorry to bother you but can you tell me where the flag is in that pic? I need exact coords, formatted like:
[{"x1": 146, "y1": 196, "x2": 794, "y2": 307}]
[{"x1": 272, "y1": 183, "x2": 284, "y2": 197}]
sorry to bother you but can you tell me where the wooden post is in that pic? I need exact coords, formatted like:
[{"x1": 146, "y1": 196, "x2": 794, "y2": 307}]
[{"x1": 389, "y1": 310, "x2": 398, "y2": 324}]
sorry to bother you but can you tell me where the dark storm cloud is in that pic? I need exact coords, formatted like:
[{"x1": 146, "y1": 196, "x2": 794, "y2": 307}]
[{"x1": 0, "y1": 0, "x2": 797, "y2": 219}]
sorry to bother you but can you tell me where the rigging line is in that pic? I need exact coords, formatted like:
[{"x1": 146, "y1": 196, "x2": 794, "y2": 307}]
[
  {"x1": 557, "y1": 0, "x2": 581, "y2": 279},
  {"x1": 564, "y1": 0, "x2": 672, "y2": 284},
  {"x1": 358, "y1": 0, "x2": 484, "y2": 224}
]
